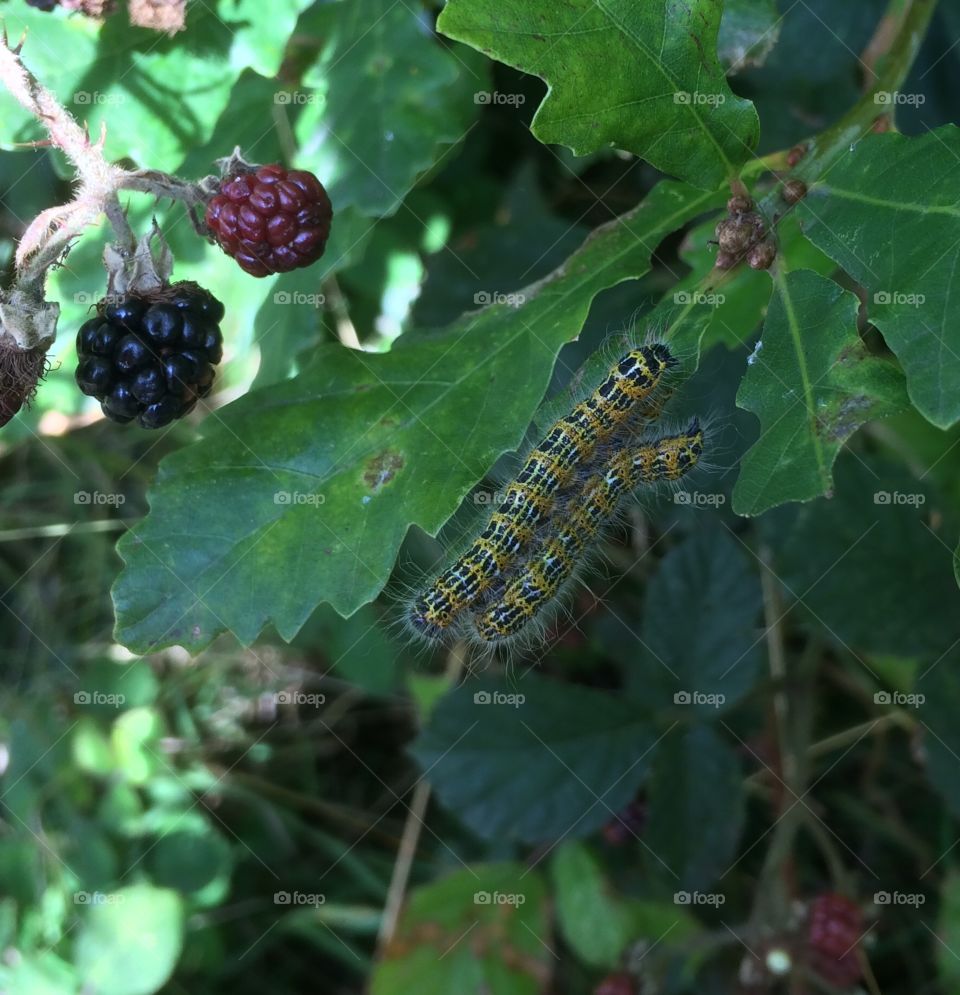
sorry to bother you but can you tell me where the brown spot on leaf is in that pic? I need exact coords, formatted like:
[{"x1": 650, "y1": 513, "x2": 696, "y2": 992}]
[{"x1": 363, "y1": 451, "x2": 405, "y2": 491}]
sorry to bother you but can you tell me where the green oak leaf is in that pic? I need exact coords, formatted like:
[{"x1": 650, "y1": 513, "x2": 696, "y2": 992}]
[
  {"x1": 796, "y1": 127, "x2": 960, "y2": 428},
  {"x1": 112, "y1": 181, "x2": 722, "y2": 653},
  {"x1": 412, "y1": 676, "x2": 658, "y2": 843},
  {"x1": 438, "y1": 0, "x2": 759, "y2": 190},
  {"x1": 733, "y1": 268, "x2": 908, "y2": 516},
  {"x1": 294, "y1": 0, "x2": 488, "y2": 217}
]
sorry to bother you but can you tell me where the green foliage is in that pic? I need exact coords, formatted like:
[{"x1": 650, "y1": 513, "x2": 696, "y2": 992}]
[
  {"x1": 3, "y1": 0, "x2": 960, "y2": 993},
  {"x1": 438, "y1": 0, "x2": 759, "y2": 188},
  {"x1": 371, "y1": 864, "x2": 549, "y2": 995},
  {"x1": 413, "y1": 676, "x2": 658, "y2": 843},
  {"x1": 112, "y1": 180, "x2": 719, "y2": 651},
  {"x1": 797, "y1": 127, "x2": 960, "y2": 428},
  {"x1": 734, "y1": 268, "x2": 908, "y2": 515}
]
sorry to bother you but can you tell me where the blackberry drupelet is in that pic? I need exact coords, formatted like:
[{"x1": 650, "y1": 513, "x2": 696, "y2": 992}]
[{"x1": 75, "y1": 282, "x2": 224, "y2": 429}]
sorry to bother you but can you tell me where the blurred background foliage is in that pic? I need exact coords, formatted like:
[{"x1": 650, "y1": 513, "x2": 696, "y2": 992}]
[{"x1": 1, "y1": 0, "x2": 960, "y2": 993}]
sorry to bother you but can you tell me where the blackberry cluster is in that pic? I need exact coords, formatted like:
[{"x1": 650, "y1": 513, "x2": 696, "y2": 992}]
[
  {"x1": 75, "y1": 283, "x2": 224, "y2": 429},
  {"x1": 806, "y1": 892, "x2": 863, "y2": 988},
  {"x1": 205, "y1": 164, "x2": 333, "y2": 277}
]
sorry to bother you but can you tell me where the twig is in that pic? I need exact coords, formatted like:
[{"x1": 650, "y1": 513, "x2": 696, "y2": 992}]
[{"x1": 375, "y1": 641, "x2": 467, "y2": 955}]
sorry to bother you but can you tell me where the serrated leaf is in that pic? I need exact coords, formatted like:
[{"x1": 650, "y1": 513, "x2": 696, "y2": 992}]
[
  {"x1": 438, "y1": 0, "x2": 759, "y2": 189},
  {"x1": 773, "y1": 454, "x2": 960, "y2": 660},
  {"x1": 733, "y1": 268, "x2": 908, "y2": 516},
  {"x1": 628, "y1": 527, "x2": 763, "y2": 715},
  {"x1": 644, "y1": 725, "x2": 744, "y2": 892},
  {"x1": 112, "y1": 180, "x2": 722, "y2": 653},
  {"x1": 412, "y1": 676, "x2": 658, "y2": 844},
  {"x1": 796, "y1": 127, "x2": 960, "y2": 428},
  {"x1": 371, "y1": 864, "x2": 549, "y2": 995},
  {"x1": 295, "y1": 0, "x2": 487, "y2": 217}
]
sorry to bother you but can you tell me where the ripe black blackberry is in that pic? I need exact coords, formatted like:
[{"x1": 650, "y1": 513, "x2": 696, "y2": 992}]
[{"x1": 75, "y1": 282, "x2": 224, "y2": 429}]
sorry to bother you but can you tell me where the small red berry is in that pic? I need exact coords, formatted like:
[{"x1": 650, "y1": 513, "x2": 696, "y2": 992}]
[
  {"x1": 205, "y1": 164, "x2": 333, "y2": 277},
  {"x1": 806, "y1": 892, "x2": 863, "y2": 989},
  {"x1": 594, "y1": 971, "x2": 637, "y2": 995}
]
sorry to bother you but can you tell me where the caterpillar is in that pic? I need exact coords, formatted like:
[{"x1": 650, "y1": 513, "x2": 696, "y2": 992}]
[
  {"x1": 470, "y1": 421, "x2": 704, "y2": 645},
  {"x1": 407, "y1": 343, "x2": 677, "y2": 641}
]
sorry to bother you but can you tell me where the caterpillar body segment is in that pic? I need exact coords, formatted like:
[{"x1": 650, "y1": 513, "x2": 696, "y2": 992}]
[
  {"x1": 472, "y1": 421, "x2": 704, "y2": 644},
  {"x1": 406, "y1": 344, "x2": 677, "y2": 639}
]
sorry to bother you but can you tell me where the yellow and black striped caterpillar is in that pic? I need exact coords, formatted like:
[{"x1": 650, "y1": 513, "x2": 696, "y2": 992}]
[
  {"x1": 407, "y1": 344, "x2": 677, "y2": 641},
  {"x1": 470, "y1": 422, "x2": 704, "y2": 645}
]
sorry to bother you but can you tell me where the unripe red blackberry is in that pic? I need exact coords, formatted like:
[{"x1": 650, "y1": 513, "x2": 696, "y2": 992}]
[
  {"x1": 75, "y1": 282, "x2": 224, "y2": 429},
  {"x1": 205, "y1": 164, "x2": 333, "y2": 277},
  {"x1": 806, "y1": 892, "x2": 863, "y2": 989},
  {"x1": 594, "y1": 972, "x2": 637, "y2": 995}
]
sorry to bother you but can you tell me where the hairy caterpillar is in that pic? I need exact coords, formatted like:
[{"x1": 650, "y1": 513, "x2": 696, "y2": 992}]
[
  {"x1": 471, "y1": 422, "x2": 704, "y2": 644},
  {"x1": 407, "y1": 344, "x2": 677, "y2": 640}
]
